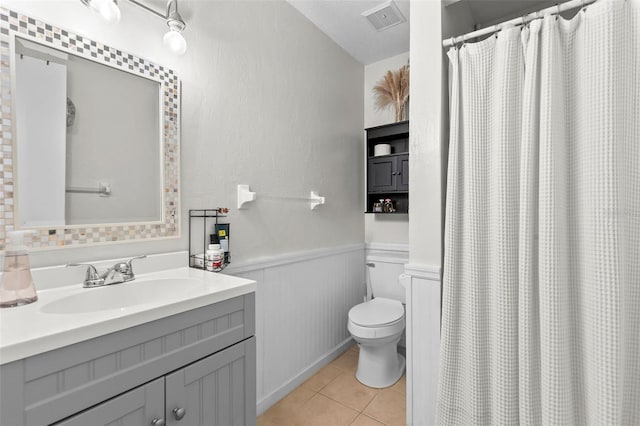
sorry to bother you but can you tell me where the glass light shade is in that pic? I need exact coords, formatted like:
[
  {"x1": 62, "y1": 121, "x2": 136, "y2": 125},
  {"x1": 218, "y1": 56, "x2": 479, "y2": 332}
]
[
  {"x1": 163, "y1": 30, "x2": 187, "y2": 55},
  {"x1": 89, "y1": 0, "x2": 121, "y2": 23},
  {"x1": 98, "y1": 0, "x2": 121, "y2": 23}
]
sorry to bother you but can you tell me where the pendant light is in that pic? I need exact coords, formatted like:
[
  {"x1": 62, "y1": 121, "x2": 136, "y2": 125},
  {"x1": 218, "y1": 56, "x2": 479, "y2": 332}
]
[
  {"x1": 163, "y1": 0, "x2": 187, "y2": 55},
  {"x1": 80, "y1": 0, "x2": 121, "y2": 24},
  {"x1": 80, "y1": 0, "x2": 187, "y2": 55}
]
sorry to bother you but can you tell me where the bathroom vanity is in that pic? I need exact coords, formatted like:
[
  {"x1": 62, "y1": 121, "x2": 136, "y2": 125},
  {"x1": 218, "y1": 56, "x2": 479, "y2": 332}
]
[{"x1": 0, "y1": 267, "x2": 257, "y2": 426}]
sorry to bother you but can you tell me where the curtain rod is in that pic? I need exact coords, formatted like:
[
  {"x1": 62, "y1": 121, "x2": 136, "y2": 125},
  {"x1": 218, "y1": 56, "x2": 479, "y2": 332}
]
[{"x1": 442, "y1": 0, "x2": 597, "y2": 48}]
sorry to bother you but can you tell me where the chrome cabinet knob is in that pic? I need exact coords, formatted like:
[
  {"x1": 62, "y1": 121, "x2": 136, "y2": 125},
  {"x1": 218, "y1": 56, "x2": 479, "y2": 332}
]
[
  {"x1": 151, "y1": 418, "x2": 165, "y2": 426},
  {"x1": 172, "y1": 407, "x2": 186, "y2": 421}
]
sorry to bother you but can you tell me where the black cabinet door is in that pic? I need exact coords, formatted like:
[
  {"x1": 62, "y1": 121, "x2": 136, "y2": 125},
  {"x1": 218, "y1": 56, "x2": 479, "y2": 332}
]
[
  {"x1": 368, "y1": 155, "x2": 409, "y2": 193},
  {"x1": 397, "y1": 154, "x2": 409, "y2": 191},
  {"x1": 368, "y1": 157, "x2": 396, "y2": 192}
]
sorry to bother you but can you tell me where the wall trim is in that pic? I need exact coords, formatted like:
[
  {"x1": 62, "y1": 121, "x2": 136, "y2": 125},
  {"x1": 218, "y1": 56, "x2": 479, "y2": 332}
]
[
  {"x1": 365, "y1": 242, "x2": 409, "y2": 253},
  {"x1": 224, "y1": 243, "x2": 365, "y2": 275},
  {"x1": 256, "y1": 337, "x2": 354, "y2": 415},
  {"x1": 404, "y1": 263, "x2": 441, "y2": 282},
  {"x1": 366, "y1": 242, "x2": 409, "y2": 264}
]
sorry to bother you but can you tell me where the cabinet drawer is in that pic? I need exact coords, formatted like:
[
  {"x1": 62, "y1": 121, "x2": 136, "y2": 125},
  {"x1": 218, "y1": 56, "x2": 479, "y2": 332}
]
[{"x1": 53, "y1": 378, "x2": 164, "y2": 426}]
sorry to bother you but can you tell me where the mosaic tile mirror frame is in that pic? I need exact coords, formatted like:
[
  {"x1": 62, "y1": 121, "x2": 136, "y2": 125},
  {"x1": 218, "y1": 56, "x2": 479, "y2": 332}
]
[{"x1": 0, "y1": 8, "x2": 181, "y2": 250}]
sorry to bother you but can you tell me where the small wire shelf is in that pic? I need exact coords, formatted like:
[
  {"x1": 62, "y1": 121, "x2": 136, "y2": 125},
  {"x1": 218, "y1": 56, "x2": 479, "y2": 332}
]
[{"x1": 188, "y1": 208, "x2": 231, "y2": 273}]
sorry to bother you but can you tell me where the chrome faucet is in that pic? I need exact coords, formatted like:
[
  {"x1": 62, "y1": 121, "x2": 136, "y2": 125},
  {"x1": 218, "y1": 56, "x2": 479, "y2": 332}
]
[{"x1": 68, "y1": 255, "x2": 147, "y2": 288}]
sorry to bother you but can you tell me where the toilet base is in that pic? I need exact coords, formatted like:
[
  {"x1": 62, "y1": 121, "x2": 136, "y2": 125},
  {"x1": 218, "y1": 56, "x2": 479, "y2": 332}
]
[{"x1": 355, "y1": 343, "x2": 405, "y2": 388}]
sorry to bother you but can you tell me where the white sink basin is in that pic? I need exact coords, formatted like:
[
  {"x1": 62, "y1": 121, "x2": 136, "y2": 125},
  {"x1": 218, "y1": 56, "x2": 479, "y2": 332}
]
[
  {"x1": 41, "y1": 278, "x2": 208, "y2": 314},
  {"x1": 1, "y1": 264, "x2": 256, "y2": 364}
]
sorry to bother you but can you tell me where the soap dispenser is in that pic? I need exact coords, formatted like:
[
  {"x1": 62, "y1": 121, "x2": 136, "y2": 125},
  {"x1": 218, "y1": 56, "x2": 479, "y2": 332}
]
[{"x1": 0, "y1": 231, "x2": 38, "y2": 308}]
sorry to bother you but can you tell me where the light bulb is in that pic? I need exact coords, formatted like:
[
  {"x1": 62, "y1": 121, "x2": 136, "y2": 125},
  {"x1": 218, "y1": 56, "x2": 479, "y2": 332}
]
[
  {"x1": 163, "y1": 30, "x2": 187, "y2": 55},
  {"x1": 87, "y1": 0, "x2": 105, "y2": 12},
  {"x1": 98, "y1": 0, "x2": 121, "y2": 23},
  {"x1": 87, "y1": 0, "x2": 120, "y2": 23}
]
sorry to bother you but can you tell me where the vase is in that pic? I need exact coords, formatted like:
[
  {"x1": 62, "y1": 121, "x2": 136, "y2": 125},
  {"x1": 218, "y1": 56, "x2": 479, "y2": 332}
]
[{"x1": 394, "y1": 100, "x2": 408, "y2": 122}]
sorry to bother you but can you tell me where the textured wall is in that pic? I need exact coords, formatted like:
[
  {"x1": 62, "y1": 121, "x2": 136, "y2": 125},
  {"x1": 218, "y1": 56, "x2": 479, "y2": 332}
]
[
  {"x1": 4, "y1": 0, "x2": 364, "y2": 267},
  {"x1": 364, "y1": 51, "x2": 410, "y2": 129}
]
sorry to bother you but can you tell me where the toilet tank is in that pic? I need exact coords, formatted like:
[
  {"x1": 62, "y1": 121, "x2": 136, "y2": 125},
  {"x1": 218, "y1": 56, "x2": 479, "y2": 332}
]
[{"x1": 367, "y1": 257, "x2": 406, "y2": 303}]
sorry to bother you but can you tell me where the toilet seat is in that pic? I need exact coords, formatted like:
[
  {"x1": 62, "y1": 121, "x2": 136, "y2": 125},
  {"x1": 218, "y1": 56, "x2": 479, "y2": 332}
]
[
  {"x1": 348, "y1": 297, "x2": 404, "y2": 327},
  {"x1": 348, "y1": 298, "x2": 405, "y2": 339}
]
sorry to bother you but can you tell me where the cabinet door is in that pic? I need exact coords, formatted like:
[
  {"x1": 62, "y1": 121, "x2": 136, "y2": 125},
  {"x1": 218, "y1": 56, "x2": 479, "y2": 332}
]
[
  {"x1": 165, "y1": 337, "x2": 256, "y2": 426},
  {"x1": 397, "y1": 154, "x2": 409, "y2": 191},
  {"x1": 368, "y1": 157, "x2": 396, "y2": 192},
  {"x1": 54, "y1": 378, "x2": 164, "y2": 426}
]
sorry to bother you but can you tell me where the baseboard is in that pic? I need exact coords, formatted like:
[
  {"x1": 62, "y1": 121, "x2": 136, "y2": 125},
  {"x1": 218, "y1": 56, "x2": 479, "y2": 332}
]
[{"x1": 256, "y1": 337, "x2": 355, "y2": 415}]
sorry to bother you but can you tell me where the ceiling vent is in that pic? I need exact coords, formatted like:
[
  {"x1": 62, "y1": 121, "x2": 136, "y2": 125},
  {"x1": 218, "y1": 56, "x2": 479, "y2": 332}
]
[{"x1": 362, "y1": 0, "x2": 406, "y2": 32}]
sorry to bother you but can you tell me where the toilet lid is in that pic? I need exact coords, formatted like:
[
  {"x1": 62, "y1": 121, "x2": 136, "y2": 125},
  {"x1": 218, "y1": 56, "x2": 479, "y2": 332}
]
[{"x1": 348, "y1": 298, "x2": 404, "y2": 327}]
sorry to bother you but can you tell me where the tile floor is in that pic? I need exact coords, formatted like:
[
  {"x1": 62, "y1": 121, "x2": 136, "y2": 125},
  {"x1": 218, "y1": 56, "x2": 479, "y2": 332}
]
[{"x1": 258, "y1": 345, "x2": 406, "y2": 426}]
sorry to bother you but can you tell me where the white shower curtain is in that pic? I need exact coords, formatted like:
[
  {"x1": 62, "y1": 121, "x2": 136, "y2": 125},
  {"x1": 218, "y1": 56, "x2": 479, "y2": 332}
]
[{"x1": 438, "y1": 0, "x2": 639, "y2": 424}]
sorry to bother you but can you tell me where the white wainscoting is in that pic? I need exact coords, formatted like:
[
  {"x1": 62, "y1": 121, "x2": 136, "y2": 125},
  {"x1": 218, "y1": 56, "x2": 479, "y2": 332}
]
[
  {"x1": 225, "y1": 243, "x2": 366, "y2": 415},
  {"x1": 404, "y1": 263, "x2": 441, "y2": 426}
]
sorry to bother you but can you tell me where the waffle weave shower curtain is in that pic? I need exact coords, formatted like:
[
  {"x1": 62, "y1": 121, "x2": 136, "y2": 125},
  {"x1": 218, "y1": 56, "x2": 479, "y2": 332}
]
[{"x1": 438, "y1": 0, "x2": 640, "y2": 424}]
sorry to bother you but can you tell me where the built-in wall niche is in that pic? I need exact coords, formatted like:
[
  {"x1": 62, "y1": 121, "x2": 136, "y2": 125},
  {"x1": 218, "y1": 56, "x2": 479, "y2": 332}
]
[{"x1": 0, "y1": 8, "x2": 181, "y2": 250}]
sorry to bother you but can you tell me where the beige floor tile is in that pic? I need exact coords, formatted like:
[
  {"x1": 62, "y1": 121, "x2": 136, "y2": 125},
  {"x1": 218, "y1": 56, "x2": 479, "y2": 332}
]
[
  {"x1": 320, "y1": 372, "x2": 378, "y2": 411},
  {"x1": 330, "y1": 350, "x2": 359, "y2": 372},
  {"x1": 298, "y1": 393, "x2": 359, "y2": 426},
  {"x1": 350, "y1": 343, "x2": 360, "y2": 353},
  {"x1": 363, "y1": 389, "x2": 407, "y2": 426},
  {"x1": 259, "y1": 347, "x2": 408, "y2": 426},
  {"x1": 257, "y1": 386, "x2": 315, "y2": 426},
  {"x1": 350, "y1": 414, "x2": 386, "y2": 426},
  {"x1": 389, "y1": 374, "x2": 406, "y2": 395},
  {"x1": 279, "y1": 386, "x2": 316, "y2": 408},
  {"x1": 301, "y1": 364, "x2": 344, "y2": 392}
]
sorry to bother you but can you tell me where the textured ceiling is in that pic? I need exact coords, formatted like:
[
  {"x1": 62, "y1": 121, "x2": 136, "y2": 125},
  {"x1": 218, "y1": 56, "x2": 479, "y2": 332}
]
[
  {"x1": 287, "y1": 0, "x2": 410, "y2": 65},
  {"x1": 287, "y1": 0, "x2": 565, "y2": 66}
]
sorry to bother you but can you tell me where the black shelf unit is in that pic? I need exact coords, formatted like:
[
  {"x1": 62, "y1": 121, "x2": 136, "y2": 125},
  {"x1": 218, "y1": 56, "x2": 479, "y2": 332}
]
[
  {"x1": 365, "y1": 120, "x2": 409, "y2": 214},
  {"x1": 188, "y1": 208, "x2": 231, "y2": 272}
]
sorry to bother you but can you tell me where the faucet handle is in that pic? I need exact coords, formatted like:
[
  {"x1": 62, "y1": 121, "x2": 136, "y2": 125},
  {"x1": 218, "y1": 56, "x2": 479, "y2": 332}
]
[
  {"x1": 67, "y1": 263, "x2": 104, "y2": 287},
  {"x1": 126, "y1": 255, "x2": 147, "y2": 268},
  {"x1": 113, "y1": 255, "x2": 147, "y2": 280}
]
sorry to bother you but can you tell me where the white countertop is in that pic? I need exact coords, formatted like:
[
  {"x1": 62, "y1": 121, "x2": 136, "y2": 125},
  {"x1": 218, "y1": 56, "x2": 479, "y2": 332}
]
[{"x1": 0, "y1": 267, "x2": 256, "y2": 365}]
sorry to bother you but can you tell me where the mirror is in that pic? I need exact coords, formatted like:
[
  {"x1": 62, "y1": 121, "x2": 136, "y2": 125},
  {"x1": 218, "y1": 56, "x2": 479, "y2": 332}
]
[
  {"x1": 0, "y1": 9, "x2": 181, "y2": 250},
  {"x1": 15, "y1": 37, "x2": 162, "y2": 227}
]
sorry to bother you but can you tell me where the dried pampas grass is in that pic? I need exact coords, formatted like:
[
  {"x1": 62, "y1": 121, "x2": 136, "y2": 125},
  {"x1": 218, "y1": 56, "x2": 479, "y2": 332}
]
[{"x1": 373, "y1": 64, "x2": 410, "y2": 122}]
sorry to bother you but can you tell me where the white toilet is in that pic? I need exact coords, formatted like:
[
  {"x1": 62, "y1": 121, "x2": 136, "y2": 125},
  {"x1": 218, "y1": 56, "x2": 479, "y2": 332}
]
[{"x1": 347, "y1": 258, "x2": 406, "y2": 388}]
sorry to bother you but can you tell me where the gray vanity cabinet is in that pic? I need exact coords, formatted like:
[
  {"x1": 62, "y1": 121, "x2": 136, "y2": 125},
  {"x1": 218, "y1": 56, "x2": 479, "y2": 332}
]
[
  {"x1": 0, "y1": 293, "x2": 256, "y2": 426},
  {"x1": 53, "y1": 338, "x2": 256, "y2": 426},
  {"x1": 53, "y1": 378, "x2": 165, "y2": 426},
  {"x1": 166, "y1": 337, "x2": 255, "y2": 426}
]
